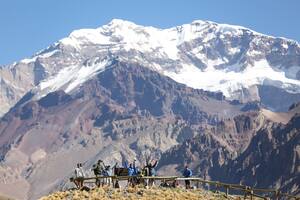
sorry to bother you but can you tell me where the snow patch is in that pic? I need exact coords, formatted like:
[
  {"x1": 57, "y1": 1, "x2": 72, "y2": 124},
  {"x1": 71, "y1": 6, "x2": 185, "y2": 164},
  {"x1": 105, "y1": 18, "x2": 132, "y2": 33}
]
[
  {"x1": 38, "y1": 58, "x2": 112, "y2": 97},
  {"x1": 217, "y1": 24, "x2": 244, "y2": 35},
  {"x1": 282, "y1": 42, "x2": 288, "y2": 49},
  {"x1": 247, "y1": 49, "x2": 261, "y2": 56},
  {"x1": 20, "y1": 57, "x2": 36, "y2": 64},
  {"x1": 19, "y1": 50, "x2": 58, "y2": 64},
  {"x1": 39, "y1": 50, "x2": 59, "y2": 58},
  {"x1": 163, "y1": 59, "x2": 300, "y2": 97},
  {"x1": 228, "y1": 47, "x2": 240, "y2": 55}
]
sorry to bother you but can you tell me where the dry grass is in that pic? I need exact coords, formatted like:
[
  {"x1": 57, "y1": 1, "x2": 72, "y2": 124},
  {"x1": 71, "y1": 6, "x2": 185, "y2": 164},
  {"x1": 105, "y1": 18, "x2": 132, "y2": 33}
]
[
  {"x1": 0, "y1": 195, "x2": 15, "y2": 200},
  {"x1": 39, "y1": 186, "x2": 248, "y2": 200}
]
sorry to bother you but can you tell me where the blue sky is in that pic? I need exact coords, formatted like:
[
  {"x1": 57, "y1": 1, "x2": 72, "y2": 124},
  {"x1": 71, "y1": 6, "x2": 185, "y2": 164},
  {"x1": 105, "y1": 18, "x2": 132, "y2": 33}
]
[{"x1": 1, "y1": 0, "x2": 299, "y2": 65}]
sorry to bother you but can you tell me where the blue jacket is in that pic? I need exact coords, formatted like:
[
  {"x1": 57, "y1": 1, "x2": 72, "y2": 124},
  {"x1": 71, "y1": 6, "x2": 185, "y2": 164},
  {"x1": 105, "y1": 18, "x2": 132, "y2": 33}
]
[
  {"x1": 183, "y1": 168, "x2": 192, "y2": 177},
  {"x1": 128, "y1": 167, "x2": 135, "y2": 176},
  {"x1": 133, "y1": 167, "x2": 139, "y2": 175}
]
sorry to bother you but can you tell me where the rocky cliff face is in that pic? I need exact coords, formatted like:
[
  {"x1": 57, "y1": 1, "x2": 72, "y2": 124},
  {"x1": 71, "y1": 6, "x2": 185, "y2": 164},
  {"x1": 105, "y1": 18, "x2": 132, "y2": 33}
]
[
  {"x1": 158, "y1": 109, "x2": 300, "y2": 196},
  {"x1": 157, "y1": 111, "x2": 265, "y2": 175},
  {"x1": 212, "y1": 113, "x2": 300, "y2": 195},
  {"x1": 0, "y1": 45, "x2": 76, "y2": 116}
]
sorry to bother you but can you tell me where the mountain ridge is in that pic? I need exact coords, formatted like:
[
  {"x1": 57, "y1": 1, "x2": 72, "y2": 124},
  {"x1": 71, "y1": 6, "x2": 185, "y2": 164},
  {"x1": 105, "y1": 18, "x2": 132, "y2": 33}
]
[{"x1": 1, "y1": 19, "x2": 300, "y2": 117}]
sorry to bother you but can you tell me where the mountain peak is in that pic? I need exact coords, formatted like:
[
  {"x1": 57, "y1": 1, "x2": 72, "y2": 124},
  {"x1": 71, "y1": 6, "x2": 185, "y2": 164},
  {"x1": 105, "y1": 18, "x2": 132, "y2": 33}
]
[
  {"x1": 1, "y1": 18, "x2": 300, "y2": 118},
  {"x1": 107, "y1": 18, "x2": 138, "y2": 28},
  {"x1": 25, "y1": 19, "x2": 300, "y2": 112}
]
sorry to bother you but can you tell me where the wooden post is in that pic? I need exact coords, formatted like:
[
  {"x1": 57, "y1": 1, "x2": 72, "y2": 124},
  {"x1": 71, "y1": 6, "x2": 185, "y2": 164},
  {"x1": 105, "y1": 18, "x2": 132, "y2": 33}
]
[
  {"x1": 215, "y1": 182, "x2": 219, "y2": 193},
  {"x1": 275, "y1": 190, "x2": 280, "y2": 200},
  {"x1": 196, "y1": 181, "x2": 199, "y2": 189},
  {"x1": 244, "y1": 186, "x2": 249, "y2": 199},
  {"x1": 249, "y1": 188, "x2": 253, "y2": 200},
  {"x1": 204, "y1": 180, "x2": 209, "y2": 190},
  {"x1": 225, "y1": 186, "x2": 229, "y2": 198}
]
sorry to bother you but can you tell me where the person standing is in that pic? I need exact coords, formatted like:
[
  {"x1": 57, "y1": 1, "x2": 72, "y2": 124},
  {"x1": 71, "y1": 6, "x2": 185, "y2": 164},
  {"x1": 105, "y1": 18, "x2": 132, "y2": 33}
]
[
  {"x1": 127, "y1": 163, "x2": 135, "y2": 187},
  {"x1": 92, "y1": 161, "x2": 101, "y2": 177},
  {"x1": 132, "y1": 159, "x2": 139, "y2": 176},
  {"x1": 103, "y1": 165, "x2": 112, "y2": 186},
  {"x1": 93, "y1": 160, "x2": 106, "y2": 186},
  {"x1": 146, "y1": 159, "x2": 158, "y2": 187},
  {"x1": 75, "y1": 163, "x2": 85, "y2": 188},
  {"x1": 182, "y1": 165, "x2": 192, "y2": 189}
]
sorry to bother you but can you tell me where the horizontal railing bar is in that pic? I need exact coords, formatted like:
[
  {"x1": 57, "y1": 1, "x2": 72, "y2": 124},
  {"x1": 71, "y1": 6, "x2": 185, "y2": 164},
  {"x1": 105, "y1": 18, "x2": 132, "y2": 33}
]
[
  {"x1": 252, "y1": 188, "x2": 277, "y2": 193},
  {"x1": 252, "y1": 193, "x2": 268, "y2": 199},
  {"x1": 70, "y1": 176, "x2": 300, "y2": 199}
]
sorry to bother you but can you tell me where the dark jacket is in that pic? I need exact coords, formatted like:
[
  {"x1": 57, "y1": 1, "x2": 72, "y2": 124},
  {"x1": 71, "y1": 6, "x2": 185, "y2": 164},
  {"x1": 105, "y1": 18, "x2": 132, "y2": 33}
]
[{"x1": 183, "y1": 168, "x2": 192, "y2": 177}]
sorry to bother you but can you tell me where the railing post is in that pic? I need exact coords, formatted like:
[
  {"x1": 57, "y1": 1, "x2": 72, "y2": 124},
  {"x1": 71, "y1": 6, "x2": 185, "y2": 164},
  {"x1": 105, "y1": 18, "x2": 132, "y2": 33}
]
[
  {"x1": 250, "y1": 187, "x2": 253, "y2": 200},
  {"x1": 215, "y1": 182, "x2": 219, "y2": 193},
  {"x1": 244, "y1": 186, "x2": 249, "y2": 199},
  {"x1": 274, "y1": 190, "x2": 280, "y2": 200},
  {"x1": 204, "y1": 180, "x2": 209, "y2": 190},
  {"x1": 225, "y1": 185, "x2": 229, "y2": 198}
]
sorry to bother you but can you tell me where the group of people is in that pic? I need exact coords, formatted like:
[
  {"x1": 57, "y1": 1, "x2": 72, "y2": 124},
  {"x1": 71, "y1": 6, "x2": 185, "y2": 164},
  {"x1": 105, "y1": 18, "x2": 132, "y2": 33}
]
[
  {"x1": 125, "y1": 158, "x2": 159, "y2": 187},
  {"x1": 92, "y1": 160, "x2": 113, "y2": 186},
  {"x1": 92, "y1": 160, "x2": 113, "y2": 176},
  {"x1": 73, "y1": 159, "x2": 193, "y2": 189}
]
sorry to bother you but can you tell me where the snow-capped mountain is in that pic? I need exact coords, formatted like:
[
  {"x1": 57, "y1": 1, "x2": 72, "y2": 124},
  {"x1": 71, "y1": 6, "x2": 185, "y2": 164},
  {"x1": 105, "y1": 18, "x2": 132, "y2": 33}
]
[
  {"x1": 0, "y1": 19, "x2": 300, "y2": 199},
  {"x1": 1, "y1": 19, "x2": 300, "y2": 116}
]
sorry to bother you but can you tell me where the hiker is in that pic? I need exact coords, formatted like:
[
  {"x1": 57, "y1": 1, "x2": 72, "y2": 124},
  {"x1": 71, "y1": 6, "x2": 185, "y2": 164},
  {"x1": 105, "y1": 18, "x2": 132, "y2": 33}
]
[
  {"x1": 127, "y1": 163, "x2": 135, "y2": 187},
  {"x1": 125, "y1": 159, "x2": 140, "y2": 187},
  {"x1": 92, "y1": 164, "x2": 100, "y2": 187},
  {"x1": 123, "y1": 161, "x2": 136, "y2": 176},
  {"x1": 92, "y1": 160, "x2": 106, "y2": 186},
  {"x1": 103, "y1": 165, "x2": 112, "y2": 186},
  {"x1": 182, "y1": 165, "x2": 192, "y2": 189},
  {"x1": 140, "y1": 165, "x2": 148, "y2": 186},
  {"x1": 111, "y1": 162, "x2": 120, "y2": 188},
  {"x1": 128, "y1": 163, "x2": 135, "y2": 176},
  {"x1": 92, "y1": 160, "x2": 105, "y2": 176},
  {"x1": 132, "y1": 159, "x2": 140, "y2": 176},
  {"x1": 99, "y1": 160, "x2": 112, "y2": 186},
  {"x1": 146, "y1": 159, "x2": 158, "y2": 187},
  {"x1": 148, "y1": 159, "x2": 158, "y2": 176},
  {"x1": 74, "y1": 163, "x2": 85, "y2": 188},
  {"x1": 132, "y1": 159, "x2": 142, "y2": 185}
]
